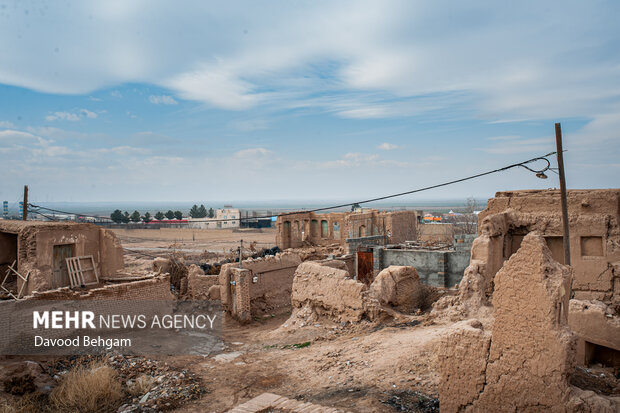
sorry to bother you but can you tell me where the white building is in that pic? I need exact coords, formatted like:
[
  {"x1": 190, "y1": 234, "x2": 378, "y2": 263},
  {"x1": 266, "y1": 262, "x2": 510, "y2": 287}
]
[{"x1": 187, "y1": 208, "x2": 240, "y2": 229}]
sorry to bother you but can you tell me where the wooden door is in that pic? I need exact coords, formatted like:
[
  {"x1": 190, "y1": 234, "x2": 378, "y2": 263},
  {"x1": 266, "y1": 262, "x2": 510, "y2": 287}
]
[{"x1": 52, "y1": 244, "x2": 73, "y2": 288}]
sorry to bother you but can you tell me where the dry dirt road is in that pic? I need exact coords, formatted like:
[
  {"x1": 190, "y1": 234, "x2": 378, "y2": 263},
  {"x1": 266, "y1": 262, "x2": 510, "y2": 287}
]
[{"x1": 168, "y1": 314, "x2": 445, "y2": 413}]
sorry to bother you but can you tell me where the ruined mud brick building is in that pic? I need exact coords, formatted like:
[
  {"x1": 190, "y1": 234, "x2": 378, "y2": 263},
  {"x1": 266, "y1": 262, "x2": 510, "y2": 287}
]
[
  {"x1": 464, "y1": 189, "x2": 620, "y2": 366},
  {"x1": 0, "y1": 220, "x2": 124, "y2": 296},
  {"x1": 208, "y1": 253, "x2": 302, "y2": 323},
  {"x1": 276, "y1": 209, "x2": 417, "y2": 250}
]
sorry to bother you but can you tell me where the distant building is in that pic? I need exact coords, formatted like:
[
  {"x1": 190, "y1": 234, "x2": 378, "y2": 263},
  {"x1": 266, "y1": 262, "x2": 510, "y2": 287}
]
[{"x1": 188, "y1": 208, "x2": 240, "y2": 229}]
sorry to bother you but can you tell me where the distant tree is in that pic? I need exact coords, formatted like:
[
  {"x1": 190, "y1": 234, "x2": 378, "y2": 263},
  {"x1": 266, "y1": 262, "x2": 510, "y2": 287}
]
[
  {"x1": 208, "y1": 208, "x2": 215, "y2": 218},
  {"x1": 197, "y1": 204, "x2": 208, "y2": 218},
  {"x1": 123, "y1": 211, "x2": 130, "y2": 223},
  {"x1": 174, "y1": 210, "x2": 183, "y2": 220},
  {"x1": 154, "y1": 211, "x2": 165, "y2": 220},
  {"x1": 110, "y1": 209, "x2": 124, "y2": 223},
  {"x1": 351, "y1": 203, "x2": 361, "y2": 212},
  {"x1": 189, "y1": 204, "x2": 200, "y2": 218},
  {"x1": 130, "y1": 210, "x2": 141, "y2": 222},
  {"x1": 165, "y1": 210, "x2": 175, "y2": 220},
  {"x1": 143, "y1": 212, "x2": 152, "y2": 223}
]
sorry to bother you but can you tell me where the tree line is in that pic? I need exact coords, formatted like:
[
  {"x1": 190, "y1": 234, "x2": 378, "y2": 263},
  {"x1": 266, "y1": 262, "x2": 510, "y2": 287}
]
[{"x1": 109, "y1": 204, "x2": 215, "y2": 223}]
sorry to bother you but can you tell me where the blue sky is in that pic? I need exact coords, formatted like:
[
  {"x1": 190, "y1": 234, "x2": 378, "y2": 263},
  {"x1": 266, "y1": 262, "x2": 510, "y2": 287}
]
[{"x1": 0, "y1": 0, "x2": 618, "y2": 203}]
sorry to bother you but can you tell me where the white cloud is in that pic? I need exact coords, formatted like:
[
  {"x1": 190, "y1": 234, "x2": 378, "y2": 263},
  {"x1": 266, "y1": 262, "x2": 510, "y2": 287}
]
[
  {"x1": 46, "y1": 112, "x2": 80, "y2": 122},
  {"x1": 0, "y1": 121, "x2": 16, "y2": 128},
  {"x1": 0, "y1": 1, "x2": 616, "y2": 122},
  {"x1": 234, "y1": 147, "x2": 272, "y2": 158},
  {"x1": 166, "y1": 67, "x2": 259, "y2": 110},
  {"x1": 377, "y1": 142, "x2": 398, "y2": 150},
  {"x1": 149, "y1": 95, "x2": 178, "y2": 105},
  {"x1": 80, "y1": 109, "x2": 98, "y2": 118},
  {"x1": 45, "y1": 109, "x2": 97, "y2": 121},
  {"x1": 0, "y1": 129, "x2": 45, "y2": 145}
]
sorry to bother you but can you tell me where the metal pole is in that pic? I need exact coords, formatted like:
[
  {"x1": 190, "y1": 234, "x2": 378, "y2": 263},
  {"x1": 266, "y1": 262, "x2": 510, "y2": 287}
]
[
  {"x1": 22, "y1": 185, "x2": 28, "y2": 221},
  {"x1": 555, "y1": 123, "x2": 571, "y2": 266},
  {"x1": 238, "y1": 239, "x2": 243, "y2": 268}
]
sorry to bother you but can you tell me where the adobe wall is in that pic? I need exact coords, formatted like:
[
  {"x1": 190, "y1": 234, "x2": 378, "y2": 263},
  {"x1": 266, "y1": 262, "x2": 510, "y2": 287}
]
[
  {"x1": 220, "y1": 253, "x2": 302, "y2": 320},
  {"x1": 187, "y1": 272, "x2": 219, "y2": 300},
  {"x1": 275, "y1": 212, "x2": 347, "y2": 249},
  {"x1": 15, "y1": 224, "x2": 125, "y2": 295},
  {"x1": 476, "y1": 189, "x2": 620, "y2": 306},
  {"x1": 288, "y1": 262, "x2": 383, "y2": 323},
  {"x1": 445, "y1": 189, "x2": 619, "y2": 367},
  {"x1": 417, "y1": 223, "x2": 454, "y2": 243},
  {"x1": 0, "y1": 232, "x2": 18, "y2": 280},
  {"x1": 439, "y1": 233, "x2": 577, "y2": 411},
  {"x1": 275, "y1": 210, "x2": 417, "y2": 250},
  {"x1": 20, "y1": 275, "x2": 174, "y2": 301}
]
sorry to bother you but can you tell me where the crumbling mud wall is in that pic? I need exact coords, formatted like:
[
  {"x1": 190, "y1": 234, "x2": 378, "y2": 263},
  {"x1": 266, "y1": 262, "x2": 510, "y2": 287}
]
[
  {"x1": 287, "y1": 262, "x2": 385, "y2": 324},
  {"x1": 369, "y1": 266, "x2": 437, "y2": 312},
  {"x1": 275, "y1": 210, "x2": 417, "y2": 249},
  {"x1": 0, "y1": 221, "x2": 125, "y2": 296},
  {"x1": 220, "y1": 253, "x2": 302, "y2": 321},
  {"x1": 19, "y1": 275, "x2": 175, "y2": 301},
  {"x1": 439, "y1": 232, "x2": 620, "y2": 411},
  {"x1": 437, "y1": 189, "x2": 620, "y2": 365},
  {"x1": 187, "y1": 265, "x2": 219, "y2": 300},
  {"x1": 439, "y1": 233, "x2": 577, "y2": 411},
  {"x1": 475, "y1": 189, "x2": 620, "y2": 307}
]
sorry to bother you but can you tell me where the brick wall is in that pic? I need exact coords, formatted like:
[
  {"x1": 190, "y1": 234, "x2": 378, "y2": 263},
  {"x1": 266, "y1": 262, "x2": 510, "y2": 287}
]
[{"x1": 20, "y1": 275, "x2": 175, "y2": 301}]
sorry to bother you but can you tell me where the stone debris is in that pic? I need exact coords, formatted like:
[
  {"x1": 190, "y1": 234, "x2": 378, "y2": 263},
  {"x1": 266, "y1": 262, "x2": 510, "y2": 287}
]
[{"x1": 50, "y1": 355, "x2": 205, "y2": 412}]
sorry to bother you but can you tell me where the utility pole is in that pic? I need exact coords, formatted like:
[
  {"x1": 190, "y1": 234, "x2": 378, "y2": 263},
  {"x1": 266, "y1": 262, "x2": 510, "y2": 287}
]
[
  {"x1": 22, "y1": 185, "x2": 28, "y2": 221},
  {"x1": 238, "y1": 239, "x2": 243, "y2": 268},
  {"x1": 555, "y1": 123, "x2": 571, "y2": 266}
]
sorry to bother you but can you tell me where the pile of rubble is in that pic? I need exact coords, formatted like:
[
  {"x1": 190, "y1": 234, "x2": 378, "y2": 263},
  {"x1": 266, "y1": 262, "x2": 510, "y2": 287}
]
[
  {"x1": 1, "y1": 355, "x2": 205, "y2": 412},
  {"x1": 282, "y1": 262, "x2": 439, "y2": 329}
]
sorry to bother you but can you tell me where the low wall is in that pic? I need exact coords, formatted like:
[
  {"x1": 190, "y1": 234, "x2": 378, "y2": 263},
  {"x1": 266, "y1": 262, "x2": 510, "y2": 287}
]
[
  {"x1": 220, "y1": 253, "x2": 302, "y2": 320},
  {"x1": 290, "y1": 262, "x2": 378, "y2": 323},
  {"x1": 187, "y1": 273, "x2": 219, "y2": 299},
  {"x1": 346, "y1": 235, "x2": 385, "y2": 254},
  {"x1": 373, "y1": 247, "x2": 469, "y2": 287},
  {"x1": 20, "y1": 275, "x2": 175, "y2": 301},
  {"x1": 418, "y1": 223, "x2": 454, "y2": 243}
]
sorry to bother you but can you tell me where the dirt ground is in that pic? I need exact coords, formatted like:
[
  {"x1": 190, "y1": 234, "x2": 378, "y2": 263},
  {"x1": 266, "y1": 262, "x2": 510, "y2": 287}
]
[
  {"x1": 169, "y1": 314, "x2": 444, "y2": 413},
  {"x1": 108, "y1": 229, "x2": 444, "y2": 412},
  {"x1": 113, "y1": 227, "x2": 277, "y2": 272}
]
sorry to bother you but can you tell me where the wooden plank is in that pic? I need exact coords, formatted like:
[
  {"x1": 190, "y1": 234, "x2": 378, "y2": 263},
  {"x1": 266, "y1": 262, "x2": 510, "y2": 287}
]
[
  {"x1": 76, "y1": 257, "x2": 85, "y2": 285},
  {"x1": 66, "y1": 258, "x2": 78, "y2": 288},
  {"x1": 65, "y1": 256, "x2": 99, "y2": 287}
]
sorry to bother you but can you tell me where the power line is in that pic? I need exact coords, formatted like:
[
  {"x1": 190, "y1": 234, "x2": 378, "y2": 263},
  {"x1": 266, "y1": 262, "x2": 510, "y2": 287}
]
[{"x1": 27, "y1": 151, "x2": 556, "y2": 223}]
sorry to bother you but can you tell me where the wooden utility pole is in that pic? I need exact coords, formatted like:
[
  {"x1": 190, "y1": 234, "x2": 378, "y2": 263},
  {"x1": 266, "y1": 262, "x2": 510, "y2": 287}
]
[
  {"x1": 22, "y1": 185, "x2": 28, "y2": 221},
  {"x1": 555, "y1": 123, "x2": 571, "y2": 266}
]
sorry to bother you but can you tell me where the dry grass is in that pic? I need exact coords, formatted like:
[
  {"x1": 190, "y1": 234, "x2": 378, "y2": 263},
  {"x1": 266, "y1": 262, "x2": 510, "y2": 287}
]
[
  {"x1": 0, "y1": 394, "x2": 45, "y2": 413},
  {"x1": 128, "y1": 374, "x2": 156, "y2": 396},
  {"x1": 49, "y1": 361, "x2": 122, "y2": 413}
]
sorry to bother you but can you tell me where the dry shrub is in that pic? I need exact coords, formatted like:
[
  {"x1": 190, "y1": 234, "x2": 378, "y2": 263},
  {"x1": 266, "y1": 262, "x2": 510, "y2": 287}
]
[
  {"x1": 168, "y1": 254, "x2": 188, "y2": 291},
  {"x1": 0, "y1": 394, "x2": 45, "y2": 413},
  {"x1": 128, "y1": 374, "x2": 155, "y2": 396},
  {"x1": 49, "y1": 361, "x2": 122, "y2": 413}
]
